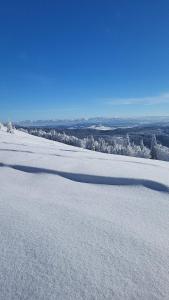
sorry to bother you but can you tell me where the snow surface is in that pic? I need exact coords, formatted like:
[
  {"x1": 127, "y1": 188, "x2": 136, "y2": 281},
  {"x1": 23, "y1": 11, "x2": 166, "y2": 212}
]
[
  {"x1": 87, "y1": 125, "x2": 114, "y2": 130},
  {"x1": 0, "y1": 129, "x2": 169, "y2": 300}
]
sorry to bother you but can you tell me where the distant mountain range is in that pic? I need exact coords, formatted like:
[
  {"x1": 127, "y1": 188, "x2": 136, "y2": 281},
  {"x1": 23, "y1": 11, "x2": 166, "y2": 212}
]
[{"x1": 15, "y1": 116, "x2": 169, "y2": 129}]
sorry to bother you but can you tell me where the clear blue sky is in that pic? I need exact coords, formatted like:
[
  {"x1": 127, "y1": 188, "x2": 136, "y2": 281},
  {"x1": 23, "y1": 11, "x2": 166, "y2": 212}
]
[{"x1": 1, "y1": 0, "x2": 169, "y2": 121}]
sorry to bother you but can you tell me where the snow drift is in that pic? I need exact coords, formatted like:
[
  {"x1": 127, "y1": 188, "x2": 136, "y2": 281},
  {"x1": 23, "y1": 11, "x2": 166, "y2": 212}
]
[{"x1": 0, "y1": 129, "x2": 169, "y2": 299}]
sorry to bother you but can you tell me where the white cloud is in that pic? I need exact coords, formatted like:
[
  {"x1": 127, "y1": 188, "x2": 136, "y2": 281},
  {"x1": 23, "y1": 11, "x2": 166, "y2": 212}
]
[{"x1": 106, "y1": 93, "x2": 169, "y2": 106}]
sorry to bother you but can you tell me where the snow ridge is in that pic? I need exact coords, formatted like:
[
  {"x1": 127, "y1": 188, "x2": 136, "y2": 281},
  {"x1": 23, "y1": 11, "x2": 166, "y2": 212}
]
[{"x1": 0, "y1": 129, "x2": 169, "y2": 300}]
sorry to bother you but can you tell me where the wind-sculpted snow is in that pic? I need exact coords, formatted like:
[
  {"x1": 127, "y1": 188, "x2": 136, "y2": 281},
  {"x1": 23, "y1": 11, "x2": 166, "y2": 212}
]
[
  {"x1": 0, "y1": 129, "x2": 169, "y2": 300},
  {"x1": 1, "y1": 163, "x2": 169, "y2": 193}
]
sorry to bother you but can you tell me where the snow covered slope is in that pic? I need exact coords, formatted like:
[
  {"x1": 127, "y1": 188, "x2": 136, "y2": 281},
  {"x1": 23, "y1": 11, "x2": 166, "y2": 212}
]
[{"x1": 0, "y1": 129, "x2": 169, "y2": 300}]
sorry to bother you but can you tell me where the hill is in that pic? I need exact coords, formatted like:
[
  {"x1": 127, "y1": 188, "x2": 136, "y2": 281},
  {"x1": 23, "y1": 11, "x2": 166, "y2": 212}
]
[{"x1": 0, "y1": 129, "x2": 169, "y2": 299}]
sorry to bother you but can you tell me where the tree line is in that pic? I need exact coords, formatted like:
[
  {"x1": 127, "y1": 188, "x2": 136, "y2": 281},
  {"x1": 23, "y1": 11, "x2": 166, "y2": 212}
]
[
  {"x1": 19, "y1": 127, "x2": 169, "y2": 161},
  {"x1": 1, "y1": 122, "x2": 169, "y2": 161}
]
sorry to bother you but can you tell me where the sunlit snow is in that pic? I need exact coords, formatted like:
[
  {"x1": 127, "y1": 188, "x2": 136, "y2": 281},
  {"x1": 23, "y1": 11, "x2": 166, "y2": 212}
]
[{"x1": 0, "y1": 129, "x2": 169, "y2": 299}]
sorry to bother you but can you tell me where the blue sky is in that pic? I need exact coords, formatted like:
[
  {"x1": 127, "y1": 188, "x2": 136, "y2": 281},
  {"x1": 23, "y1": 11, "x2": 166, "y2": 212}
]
[{"x1": 0, "y1": 0, "x2": 169, "y2": 121}]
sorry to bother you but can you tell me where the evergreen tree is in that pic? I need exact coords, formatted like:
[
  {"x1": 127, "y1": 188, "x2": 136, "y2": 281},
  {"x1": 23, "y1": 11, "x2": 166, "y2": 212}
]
[
  {"x1": 150, "y1": 134, "x2": 157, "y2": 159},
  {"x1": 7, "y1": 122, "x2": 14, "y2": 134},
  {"x1": 140, "y1": 138, "x2": 144, "y2": 150}
]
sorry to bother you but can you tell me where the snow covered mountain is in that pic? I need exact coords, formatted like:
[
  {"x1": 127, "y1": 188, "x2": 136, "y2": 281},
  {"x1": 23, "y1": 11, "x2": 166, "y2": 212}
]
[
  {"x1": 0, "y1": 129, "x2": 169, "y2": 299},
  {"x1": 15, "y1": 116, "x2": 169, "y2": 128}
]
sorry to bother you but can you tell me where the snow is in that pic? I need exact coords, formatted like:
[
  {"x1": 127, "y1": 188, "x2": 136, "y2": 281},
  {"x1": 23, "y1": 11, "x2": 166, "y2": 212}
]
[
  {"x1": 87, "y1": 125, "x2": 113, "y2": 130},
  {"x1": 0, "y1": 129, "x2": 169, "y2": 300}
]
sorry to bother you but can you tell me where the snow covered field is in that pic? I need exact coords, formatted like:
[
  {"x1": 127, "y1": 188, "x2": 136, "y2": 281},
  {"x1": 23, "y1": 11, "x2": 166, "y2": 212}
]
[{"x1": 0, "y1": 129, "x2": 169, "y2": 300}]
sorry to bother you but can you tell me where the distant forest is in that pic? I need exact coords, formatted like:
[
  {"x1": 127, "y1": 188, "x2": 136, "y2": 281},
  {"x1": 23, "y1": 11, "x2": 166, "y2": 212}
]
[{"x1": 18, "y1": 125, "x2": 169, "y2": 162}]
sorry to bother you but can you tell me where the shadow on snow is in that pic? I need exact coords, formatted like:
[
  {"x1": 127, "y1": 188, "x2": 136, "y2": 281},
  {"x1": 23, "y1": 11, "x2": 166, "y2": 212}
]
[
  {"x1": 0, "y1": 162, "x2": 168, "y2": 193},
  {"x1": 0, "y1": 149, "x2": 33, "y2": 154}
]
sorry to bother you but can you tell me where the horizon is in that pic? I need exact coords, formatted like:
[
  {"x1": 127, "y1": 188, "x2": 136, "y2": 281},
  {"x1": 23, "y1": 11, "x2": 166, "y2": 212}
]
[
  {"x1": 2, "y1": 114, "x2": 169, "y2": 123},
  {"x1": 1, "y1": 0, "x2": 169, "y2": 120},
  {"x1": 8, "y1": 114, "x2": 169, "y2": 124}
]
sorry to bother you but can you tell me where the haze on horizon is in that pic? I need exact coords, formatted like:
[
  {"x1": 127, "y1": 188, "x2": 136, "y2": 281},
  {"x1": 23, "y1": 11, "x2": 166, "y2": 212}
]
[{"x1": 1, "y1": 0, "x2": 169, "y2": 121}]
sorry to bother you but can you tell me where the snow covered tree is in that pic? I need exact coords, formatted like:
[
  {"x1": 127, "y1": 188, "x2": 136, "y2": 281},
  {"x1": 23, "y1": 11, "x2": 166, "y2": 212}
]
[
  {"x1": 155, "y1": 144, "x2": 169, "y2": 161},
  {"x1": 126, "y1": 134, "x2": 131, "y2": 147},
  {"x1": 85, "y1": 136, "x2": 96, "y2": 150},
  {"x1": 7, "y1": 121, "x2": 14, "y2": 134},
  {"x1": 140, "y1": 138, "x2": 144, "y2": 150},
  {"x1": 99, "y1": 138, "x2": 108, "y2": 153},
  {"x1": 150, "y1": 134, "x2": 158, "y2": 159}
]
